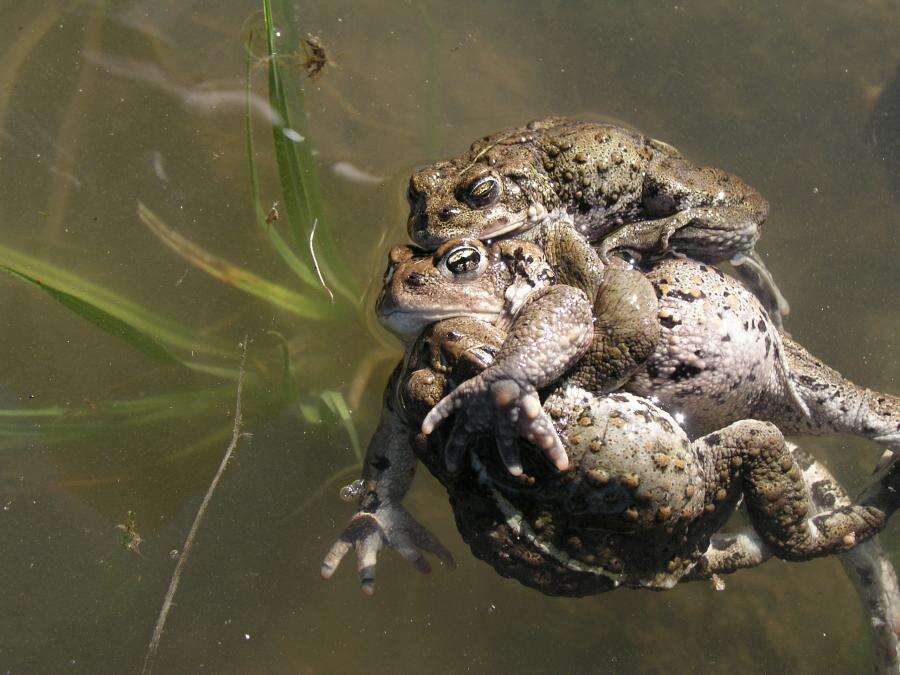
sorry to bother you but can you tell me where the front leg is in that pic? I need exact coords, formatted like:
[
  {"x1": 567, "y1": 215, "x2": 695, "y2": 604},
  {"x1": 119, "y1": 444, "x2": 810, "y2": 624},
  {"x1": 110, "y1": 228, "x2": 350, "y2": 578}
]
[
  {"x1": 597, "y1": 158, "x2": 788, "y2": 327},
  {"x1": 422, "y1": 284, "x2": 594, "y2": 475},
  {"x1": 322, "y1": 375, "x2": 453, "y2": 595},
  {"x1": 567, "y1": 266, "x2": 660, "y2": 392}
]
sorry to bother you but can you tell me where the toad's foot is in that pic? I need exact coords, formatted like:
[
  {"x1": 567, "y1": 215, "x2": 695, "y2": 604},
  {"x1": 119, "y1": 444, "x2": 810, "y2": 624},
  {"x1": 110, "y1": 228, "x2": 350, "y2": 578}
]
[
  {"x1": 422, "y1": 370, "x2": 568, "y2": 476},
  {"x1": 730, "y1": 251, "x2": 790, "y2": 330},
  {"x1": 780, "y1": 336, "x2": 900, "y2": 454},
  {"x1": 321, "y1": 503, "x2": 454, "y2": 596}
]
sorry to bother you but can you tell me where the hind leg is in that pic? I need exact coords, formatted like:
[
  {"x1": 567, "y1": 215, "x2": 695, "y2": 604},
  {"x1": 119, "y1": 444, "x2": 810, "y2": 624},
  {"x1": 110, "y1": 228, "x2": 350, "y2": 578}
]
[
  {"x1": 776, "y1": 336, "x2": 900, "y2": 452},
  {"x1": 695, "y1": 420, "x2": 898, "y2": 561}
]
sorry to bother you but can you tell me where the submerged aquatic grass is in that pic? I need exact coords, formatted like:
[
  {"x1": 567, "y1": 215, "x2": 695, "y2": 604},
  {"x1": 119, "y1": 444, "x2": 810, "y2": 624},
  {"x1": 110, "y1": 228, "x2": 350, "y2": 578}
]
[
  {"x1": 0, "y1": 243, "x2": 228, "y2": 360},
  {"x1": 137, "y1": 202, "x2": 332, "y2": 321},
  {"x1": 260, "y1": 0, "x2": 356, "y2": 305},
  {"x1": 0, "y1": 1, "x2": 367, "y2": 462}
]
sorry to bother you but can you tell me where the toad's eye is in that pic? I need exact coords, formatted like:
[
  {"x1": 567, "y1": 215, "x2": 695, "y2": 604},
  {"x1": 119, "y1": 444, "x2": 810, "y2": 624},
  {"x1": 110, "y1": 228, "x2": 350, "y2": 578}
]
[
  {"x1": 439, "y1": 244, "x2": 487, "y2": 279},
  {"x1": 463, "y1": 175, "x2": 500, "y2": 209}
]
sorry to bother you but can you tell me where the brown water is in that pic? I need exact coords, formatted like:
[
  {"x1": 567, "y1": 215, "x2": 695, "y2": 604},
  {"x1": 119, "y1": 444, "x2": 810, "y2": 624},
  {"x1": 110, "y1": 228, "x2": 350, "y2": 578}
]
[{"x1": 0, "y1": 1, "x2": 898, "y2": 673}]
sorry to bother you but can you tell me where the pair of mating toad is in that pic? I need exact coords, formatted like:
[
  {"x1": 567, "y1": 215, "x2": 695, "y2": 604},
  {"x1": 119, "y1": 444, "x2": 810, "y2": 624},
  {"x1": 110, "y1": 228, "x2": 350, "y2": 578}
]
[{"x1": 321, "y1": 117, "x2": 900, "y2": 597}]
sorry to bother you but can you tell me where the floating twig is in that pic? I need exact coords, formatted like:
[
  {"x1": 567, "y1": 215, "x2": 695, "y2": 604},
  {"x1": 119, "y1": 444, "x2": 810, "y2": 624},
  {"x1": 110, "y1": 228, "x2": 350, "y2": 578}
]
[{"x1": 141, "y1": 338, "x2": 249, "y2": 675}]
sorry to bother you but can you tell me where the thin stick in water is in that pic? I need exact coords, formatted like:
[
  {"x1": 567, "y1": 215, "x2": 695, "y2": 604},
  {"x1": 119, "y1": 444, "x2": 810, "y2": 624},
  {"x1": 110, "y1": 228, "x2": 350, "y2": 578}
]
[{"x1": 141, "y1": 338, "x2": 249, "y2": 675}]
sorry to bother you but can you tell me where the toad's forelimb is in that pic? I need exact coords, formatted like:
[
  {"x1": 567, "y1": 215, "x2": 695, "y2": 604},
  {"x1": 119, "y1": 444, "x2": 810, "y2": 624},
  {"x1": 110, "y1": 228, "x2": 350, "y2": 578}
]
[{"x1": 322, "y1": 372, "x2": 454, "y2": 596}]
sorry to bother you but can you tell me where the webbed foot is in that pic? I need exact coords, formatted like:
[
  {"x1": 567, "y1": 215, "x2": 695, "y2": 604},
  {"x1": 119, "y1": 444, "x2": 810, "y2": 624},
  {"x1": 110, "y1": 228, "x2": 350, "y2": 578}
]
[
  {"x1": 730, "y1": 251, "x2": 790, "y2": 330},
  {"x1": 421, "y1": 368, "x2": 568, "y2": 476},
  {"x1": 321, "y1": 503, "x2": 454, "y2": 596}
]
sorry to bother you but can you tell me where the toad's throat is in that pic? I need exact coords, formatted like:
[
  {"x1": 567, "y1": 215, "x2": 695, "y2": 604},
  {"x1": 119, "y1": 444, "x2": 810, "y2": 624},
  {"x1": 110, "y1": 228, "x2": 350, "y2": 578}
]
[
  {"x1": 380, "y1": 308, "x2": 501, "y2": 337},
  {"x1": 480, "y1": 204, "x2": 548, "y2": 241}
]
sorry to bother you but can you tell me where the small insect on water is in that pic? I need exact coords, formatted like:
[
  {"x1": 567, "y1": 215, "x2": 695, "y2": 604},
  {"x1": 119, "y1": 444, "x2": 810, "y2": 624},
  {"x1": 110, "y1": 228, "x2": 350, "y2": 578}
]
[
  {"x1": 116, "y1": 510, "x2": 144, "y2": 556},
  {"x1": 266, "y1": 201, "x2": 279, "y2": 225},
  {"x1": 301, "y1": 34, "x2": 331, "y2": 80}
]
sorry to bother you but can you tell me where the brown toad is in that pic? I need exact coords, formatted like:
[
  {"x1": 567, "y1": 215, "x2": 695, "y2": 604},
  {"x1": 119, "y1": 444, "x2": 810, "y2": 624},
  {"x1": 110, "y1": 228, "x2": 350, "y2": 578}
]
[
  {"x1": 407, "y1": 116, "x2": 786, "y2": 322},
  {"x1": 321, "y1": 315, "x2": 899, "y2": 595}
]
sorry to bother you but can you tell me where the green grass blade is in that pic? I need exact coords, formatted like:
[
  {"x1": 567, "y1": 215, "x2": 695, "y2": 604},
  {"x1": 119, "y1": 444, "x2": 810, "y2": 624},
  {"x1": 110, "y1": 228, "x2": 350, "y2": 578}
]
[
  {"x1": 261, "y1": 0, "x2": 357, "y2": 304},
  {"x1": 319, "y1": 390, "x2": 361, "y2": 461},
  {"x1": 0, "y1": 385, "x2": 241, "y2": 446},
  {"x1": 138, "y1": 202, "x2": 332, "y2": 321},
  {"x1": 2, "y1": 266, "x2": 181, "y2": 364},
  {"x1": 0, "y1": 243, "x2": 226, "y2": 358},
  {"x1": 245, "y1": 38, "x2": 321, "y2": 291}
]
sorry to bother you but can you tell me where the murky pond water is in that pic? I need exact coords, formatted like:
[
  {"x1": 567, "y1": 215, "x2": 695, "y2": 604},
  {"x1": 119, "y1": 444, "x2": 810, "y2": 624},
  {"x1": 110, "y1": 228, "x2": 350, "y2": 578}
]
[{"x1": 1, "y1": 1, "x2": 897, "y2": 673}]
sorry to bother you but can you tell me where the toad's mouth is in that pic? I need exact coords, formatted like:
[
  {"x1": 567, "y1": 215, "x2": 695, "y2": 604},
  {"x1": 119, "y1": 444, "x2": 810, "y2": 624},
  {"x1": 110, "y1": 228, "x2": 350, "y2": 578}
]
[
  {"x1": 379, "y1": 308, "x2": 501, "y2": 338},
  {"x1": 480, "y1": 203, "x2": 548, "y2": 241}
]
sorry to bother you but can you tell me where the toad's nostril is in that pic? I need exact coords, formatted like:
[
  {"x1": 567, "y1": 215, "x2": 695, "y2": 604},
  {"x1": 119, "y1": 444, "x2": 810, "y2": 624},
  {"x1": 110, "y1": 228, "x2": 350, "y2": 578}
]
[{"x1": 438, "y1": 206, "x2": 459, "y2": 222}]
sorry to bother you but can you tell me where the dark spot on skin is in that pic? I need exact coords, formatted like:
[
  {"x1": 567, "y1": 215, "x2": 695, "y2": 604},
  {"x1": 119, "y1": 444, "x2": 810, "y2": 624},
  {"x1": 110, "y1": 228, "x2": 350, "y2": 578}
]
[
  {"x1": 758, "y1": 322, "x2": 767, "y2": 333},
  {"x1": 667, "y1": 289, "x2": 703, "y2": 303},
  {"x1": 764, "y1": 335, "x2": 771, "y2": 356},
  {"x1": 671, "y1": 363, "x2": 703, "y2": 381},
  {"x1": 633, "y1": 407, "x2": 654, "y2": 423},
  {"x1": 371, "y1": 455, "x2": 391, "y2": 471},
  {"x1": 743, "y1": 321, "x2": 749, "y2": 331},
  {"x1": 706, "y1": 433, "x2": 722, "y2": 446},
  {"x1": 406, "y1": 272, "x2": 428, "y2": 287},
  {"x1": 722, "y1": 334, "x2": 732, "y2": 342},
  {"x1": 659, "y1": 315, "x2": 680, "y2": 329},
  {"x1": 811, "y1": 480, "x2": 836, "y2": 508},
  {"x1": 438, "y1": 206, "x2": 458, "y2": 222}
]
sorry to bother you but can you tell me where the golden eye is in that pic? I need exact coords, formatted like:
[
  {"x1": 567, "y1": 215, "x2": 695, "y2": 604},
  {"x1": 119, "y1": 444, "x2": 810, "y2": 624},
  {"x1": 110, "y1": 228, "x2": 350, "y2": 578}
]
[
  {"x1": 438, "y1": 242, "x2": 488, "y2": 279},
  {"x1": 464, "y1": 176, "x2": 500, "y2": 208}
]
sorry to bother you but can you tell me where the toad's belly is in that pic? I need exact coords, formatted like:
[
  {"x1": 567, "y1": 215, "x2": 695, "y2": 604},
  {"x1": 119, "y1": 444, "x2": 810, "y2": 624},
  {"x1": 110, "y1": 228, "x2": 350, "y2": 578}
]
[{"x1": 626, "y1": 257, "x2": 784, "y2": 438}]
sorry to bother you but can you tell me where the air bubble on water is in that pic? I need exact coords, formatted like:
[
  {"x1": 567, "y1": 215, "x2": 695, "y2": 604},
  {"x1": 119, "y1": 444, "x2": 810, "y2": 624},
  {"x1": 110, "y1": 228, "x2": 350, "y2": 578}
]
[{"x1": 340, "y1": 478, "x2": 365, "y2": 502}]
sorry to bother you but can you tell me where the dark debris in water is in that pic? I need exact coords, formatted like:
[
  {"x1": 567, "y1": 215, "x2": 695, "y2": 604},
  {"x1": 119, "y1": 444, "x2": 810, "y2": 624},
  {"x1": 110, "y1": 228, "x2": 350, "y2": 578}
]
[
  {"x1": 116, "y1": 510, "x2": 143, "y2": 557},
  {"x1": 301, "y1": 34, "x2": 330, "y2": 80}
]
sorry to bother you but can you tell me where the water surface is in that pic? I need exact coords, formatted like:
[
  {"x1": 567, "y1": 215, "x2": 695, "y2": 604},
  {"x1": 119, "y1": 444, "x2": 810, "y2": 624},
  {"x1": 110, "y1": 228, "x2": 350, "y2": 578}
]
[{"x1": 0, "y1": 1, "x2": 897, "y2": 672}]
